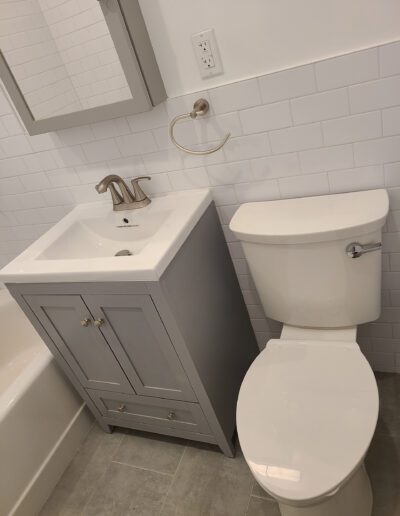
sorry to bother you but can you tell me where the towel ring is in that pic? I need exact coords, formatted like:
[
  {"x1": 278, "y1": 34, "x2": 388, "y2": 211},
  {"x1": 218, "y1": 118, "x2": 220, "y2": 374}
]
[{"x1": 169, "y1": 98, "x2": 231, "y2": 155}]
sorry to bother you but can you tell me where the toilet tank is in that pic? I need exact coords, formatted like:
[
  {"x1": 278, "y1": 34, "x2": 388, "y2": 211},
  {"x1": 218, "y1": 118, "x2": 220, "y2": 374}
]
[{"x1": 230, "y1": 190, "x2": 389, "y2": 328}]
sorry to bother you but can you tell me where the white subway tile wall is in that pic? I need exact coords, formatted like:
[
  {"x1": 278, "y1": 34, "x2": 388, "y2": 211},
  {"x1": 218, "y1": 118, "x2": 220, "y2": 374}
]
[{"x1": 1, "y1": 42, "x2": 400, "y2": 371}]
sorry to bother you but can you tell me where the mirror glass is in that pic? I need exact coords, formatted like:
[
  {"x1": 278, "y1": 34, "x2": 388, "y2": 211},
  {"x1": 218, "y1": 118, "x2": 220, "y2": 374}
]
[{"x1": 0, "y1": 0, "x2": 133, "y2": 120}]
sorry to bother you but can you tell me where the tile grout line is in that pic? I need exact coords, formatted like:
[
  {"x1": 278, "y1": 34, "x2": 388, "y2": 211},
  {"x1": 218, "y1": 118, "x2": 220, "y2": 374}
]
[
  {"x1": 76, "y1": 429, "x2": 123, "y2": 515},
  {"x1": 244, "y1": 482, "x2": 254, "y2": 516},
  {"x1": 251, "y1": 493, "x2": 275, "y2": 501},
  {"x1": 158, "y1": 442, "x2": 188, "y2": 515},
  {"x1": 110, "y1": 459, "x2": 175, "y2": 477}
]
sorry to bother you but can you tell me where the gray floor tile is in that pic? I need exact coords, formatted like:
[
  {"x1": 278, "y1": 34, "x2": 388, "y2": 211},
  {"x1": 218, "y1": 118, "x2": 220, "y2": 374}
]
[
  {"x1": 40, "y1": 425, "x2": 124, "y2": 516},
  {"x1": 375, "y1": 373, "x2": 400, "y2": 437},
  {"x1": 246, "y1": 497, "x2": 281, "y2": 516},
  {"x1": 113, "y1": 429, "x2": 187, "y2": 475},
  {"x1": 40, "y1": 372, "x2": 400, "y2": 516},
  {"x1": 160, "y1": 442, "x2": 254, "y2": 516},
  {"x1": 366, "y1": 430, "x2": 400, "y2": 516},
  {"x1": 82, "y1": 461, "x2": 172, "y2": 516},
  {"x1": 251, "y1": 481, "x2": 274, "y2": 500}
]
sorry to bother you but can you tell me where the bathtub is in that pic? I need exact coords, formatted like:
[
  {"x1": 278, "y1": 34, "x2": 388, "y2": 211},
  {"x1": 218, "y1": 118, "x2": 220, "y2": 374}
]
[{"x1": 0, "y1": 289, "x2": 92, "y2": 516}]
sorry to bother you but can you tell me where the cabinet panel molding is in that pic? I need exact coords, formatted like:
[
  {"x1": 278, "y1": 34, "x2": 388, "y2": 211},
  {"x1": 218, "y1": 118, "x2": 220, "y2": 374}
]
[
  {"x1": 83, "y1": 294, "x2": 196, "y2": 402},
  {"x1": 24, "y1": 294, "x2": 134, "y2": 394},
  {"x1": 88, "y1": 389, "x2": 211, "y2": 435}
]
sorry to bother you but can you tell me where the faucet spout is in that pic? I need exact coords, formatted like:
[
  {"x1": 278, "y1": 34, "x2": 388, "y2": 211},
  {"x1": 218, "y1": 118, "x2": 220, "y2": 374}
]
[
  {"x1": 95, "y1": 174, "x2": 134, "y2": 203},
  {"x1": 95, "y1": 174, "x2": 151, "y2": 211}
]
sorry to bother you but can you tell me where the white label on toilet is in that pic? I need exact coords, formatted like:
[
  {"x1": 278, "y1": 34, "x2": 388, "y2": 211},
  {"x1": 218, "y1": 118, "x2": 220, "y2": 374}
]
[{"x1": 266, "y1": 466, "x2": 301, "y2": 482}]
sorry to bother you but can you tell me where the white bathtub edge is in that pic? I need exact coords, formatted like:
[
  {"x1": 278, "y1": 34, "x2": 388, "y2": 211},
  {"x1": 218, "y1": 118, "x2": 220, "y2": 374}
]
[{"x1": 10, "y1": 403, "x2": 94, "y2": 516}]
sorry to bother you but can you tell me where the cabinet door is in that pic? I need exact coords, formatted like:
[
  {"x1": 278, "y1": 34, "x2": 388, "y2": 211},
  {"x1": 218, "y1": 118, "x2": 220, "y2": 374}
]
[
  {"x1": 24, "y1": 295, "x2": 134, "y2": 394},
  {"x1": 83, "y1": 295, "x2": 196, "y2": 402}
]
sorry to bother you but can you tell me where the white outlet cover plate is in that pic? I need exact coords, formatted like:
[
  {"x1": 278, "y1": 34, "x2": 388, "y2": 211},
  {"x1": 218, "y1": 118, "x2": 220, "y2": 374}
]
[{"x1": 192, "y1": 29, "x2": 223, "y2": 79}]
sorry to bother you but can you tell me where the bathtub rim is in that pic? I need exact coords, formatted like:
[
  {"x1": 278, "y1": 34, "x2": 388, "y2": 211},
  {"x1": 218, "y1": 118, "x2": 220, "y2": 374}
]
[{"x1": 0, "y1": 346, "x2": 52, "y2": 421}]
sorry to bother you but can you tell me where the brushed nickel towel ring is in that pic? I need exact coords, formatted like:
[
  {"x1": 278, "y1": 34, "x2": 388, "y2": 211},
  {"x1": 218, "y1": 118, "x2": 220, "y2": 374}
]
[{"x1": 169, "y1": 98, "x2": 231, "y2": 155}]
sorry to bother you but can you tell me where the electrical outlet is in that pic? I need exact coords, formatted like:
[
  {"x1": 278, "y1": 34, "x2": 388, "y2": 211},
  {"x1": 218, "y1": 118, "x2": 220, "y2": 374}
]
[
  {"x1": 201, "y1": 55, "x2": 215, "y2": 69},
  {"x1": 198, "y1": 40, "x2": 211, "y2": 54},
  {"x1": 192, "y1": 29, "x2": 223, "y2": 78}
]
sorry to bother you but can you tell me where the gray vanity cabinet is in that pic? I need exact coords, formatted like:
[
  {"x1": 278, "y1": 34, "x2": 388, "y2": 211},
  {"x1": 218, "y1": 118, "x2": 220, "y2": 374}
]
[
  {"x1": 82, "y1": 294, "x2": 196, "y2": 402},
  {"x1": 88, "y1": 391, "x2": 211, "y2": 435},
  {"x1": 25, "y1": 292, "x2": 195, "y2": 402},
  {"x1": 24, "y1": 294, "x2": 134, "y2": 394},
  {"x1": 8, "y1": 204, "x2": 258, "y2": 457}
]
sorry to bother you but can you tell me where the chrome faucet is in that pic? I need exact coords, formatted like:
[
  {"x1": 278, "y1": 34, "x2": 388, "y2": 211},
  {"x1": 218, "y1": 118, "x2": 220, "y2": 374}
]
[{"x1": 95, "y1": 175, "x2": 151, "y2": 211}]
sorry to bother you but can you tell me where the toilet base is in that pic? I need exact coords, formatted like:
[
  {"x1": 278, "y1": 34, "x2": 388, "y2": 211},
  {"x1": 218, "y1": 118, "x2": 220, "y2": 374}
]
[{"x1": 278, "y1": 462, "x2": 372, "y2": 516}]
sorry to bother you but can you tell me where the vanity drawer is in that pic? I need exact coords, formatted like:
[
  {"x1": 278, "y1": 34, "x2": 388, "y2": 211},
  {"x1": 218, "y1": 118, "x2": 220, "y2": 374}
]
[{"x1": 87, "y1": 389, "x2": 211, "y2": 435}]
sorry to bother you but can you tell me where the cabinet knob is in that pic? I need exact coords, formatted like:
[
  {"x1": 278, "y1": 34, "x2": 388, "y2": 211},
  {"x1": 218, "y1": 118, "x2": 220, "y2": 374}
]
[
  {"x1": 80, "y1": 318, "x2": 91, "y2": 327},
  {"x1": 167, "y1": 411, "x2": 176, "y2": 420},
  {"x1": 94, "y1": 318, "x2": 104, "y2": 328},
  {"x1": 117, "y1": 404, "x2": 126, "y2": 412}
]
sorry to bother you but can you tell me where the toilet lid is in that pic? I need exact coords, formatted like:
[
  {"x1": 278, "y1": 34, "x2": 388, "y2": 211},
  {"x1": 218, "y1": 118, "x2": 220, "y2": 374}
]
[{"x1": 237, "y1": 339, "x2": 378, "y2": 504}]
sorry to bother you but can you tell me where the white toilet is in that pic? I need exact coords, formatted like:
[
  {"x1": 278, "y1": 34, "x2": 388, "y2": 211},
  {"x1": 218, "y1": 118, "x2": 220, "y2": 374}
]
[{"x1": 229, "y1": 189, "x2": 389, "y2": 516}]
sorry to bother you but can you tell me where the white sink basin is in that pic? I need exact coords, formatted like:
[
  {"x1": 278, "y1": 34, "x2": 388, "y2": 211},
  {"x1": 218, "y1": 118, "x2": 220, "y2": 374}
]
[
  {"x1": 0, "y1": 189, "x2": 212, "y2": 283},
  {"x1": 38, "y1": 204, "x2": 172, "y2": 260}
]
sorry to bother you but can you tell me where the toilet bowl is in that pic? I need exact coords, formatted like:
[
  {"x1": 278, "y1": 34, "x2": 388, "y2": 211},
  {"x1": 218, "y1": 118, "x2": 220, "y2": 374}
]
[
  {"x1": 237, "y1": 331, "x2": 377, "y2": 516},
  {"x1": 229, "y1": 189, "x2": 389, "y2": 516}
]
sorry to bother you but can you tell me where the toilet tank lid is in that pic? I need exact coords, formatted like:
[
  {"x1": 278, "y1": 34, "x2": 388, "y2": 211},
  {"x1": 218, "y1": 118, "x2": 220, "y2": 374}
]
[{"x1": 229, "y1": 189, "x2": 389, "y2": 244}]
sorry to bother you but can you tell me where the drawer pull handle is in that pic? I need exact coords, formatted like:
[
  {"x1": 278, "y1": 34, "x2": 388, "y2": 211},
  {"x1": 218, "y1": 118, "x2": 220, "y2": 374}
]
[
  {"x1": 94, "y1": 318, "x2": 105, "y2": 327},
  {"x1": 117, "y1": 404, "x2": 127, "y2": 412},
  {"x1": 167, "y1": 411, "x2": 176, "y2": 420},
  {"x1": 80, "y1": 318, "x2": 91, "y2": 327}
]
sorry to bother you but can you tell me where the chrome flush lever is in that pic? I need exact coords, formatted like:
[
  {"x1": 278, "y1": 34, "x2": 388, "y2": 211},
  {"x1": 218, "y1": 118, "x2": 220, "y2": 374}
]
[{"x1": 346, "y1": 242, "x2": 382, "y2": 258}]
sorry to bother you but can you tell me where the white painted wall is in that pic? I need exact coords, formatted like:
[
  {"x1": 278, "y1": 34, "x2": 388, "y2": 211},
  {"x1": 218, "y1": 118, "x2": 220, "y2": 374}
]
[{"x1": 139, "y1": 0, "x2": 400, "y2": 97}]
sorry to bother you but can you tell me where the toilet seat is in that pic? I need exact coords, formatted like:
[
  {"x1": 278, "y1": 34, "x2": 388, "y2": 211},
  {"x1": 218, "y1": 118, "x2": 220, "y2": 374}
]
[{"x1": 237, "y1": 339, "x2": 378, "y2": 506}]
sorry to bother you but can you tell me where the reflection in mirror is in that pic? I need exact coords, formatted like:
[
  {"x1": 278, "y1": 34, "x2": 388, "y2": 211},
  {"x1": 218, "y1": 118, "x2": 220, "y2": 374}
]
[{"x1": 0, "y1": 0, "x2": 133, "y2": 120}]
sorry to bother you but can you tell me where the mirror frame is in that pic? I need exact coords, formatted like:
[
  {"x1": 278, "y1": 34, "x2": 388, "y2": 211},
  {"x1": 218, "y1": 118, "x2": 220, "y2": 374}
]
[{"x1": 0, "y1": 0, "x2": 165, "y2": 135}]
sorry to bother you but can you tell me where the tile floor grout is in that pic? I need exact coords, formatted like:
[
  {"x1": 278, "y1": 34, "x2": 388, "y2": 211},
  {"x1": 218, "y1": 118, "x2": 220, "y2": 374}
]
[
  {"x1": 111, "y1": 459, "x2": 175, "y2": 477},
  {"x1": 80, "y1": 429, "x2": 127, "y2": 516},
  {"x1": 158, "y1": 441, "x2": 188, "y2": 515},
  {"x1": 79, "y1": 446, "x2": 110, "y2": 514},
  {"x1": 244, "y1": 486, "x2": 253, "y2": 516},
  {"x1": 251, "y1": 494, "x2": 271, "y2": 500}
]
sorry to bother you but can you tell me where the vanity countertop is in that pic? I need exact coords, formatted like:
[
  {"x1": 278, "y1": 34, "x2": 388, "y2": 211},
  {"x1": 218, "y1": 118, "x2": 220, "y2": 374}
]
[{"x1": 0, "y1": 189, "x2": 212, "y2": 284}]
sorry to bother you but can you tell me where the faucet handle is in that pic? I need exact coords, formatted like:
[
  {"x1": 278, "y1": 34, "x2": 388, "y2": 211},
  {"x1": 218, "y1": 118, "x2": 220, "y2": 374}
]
[{"x1": 131, "y1": 176, "x2": 151, "y2": 202}]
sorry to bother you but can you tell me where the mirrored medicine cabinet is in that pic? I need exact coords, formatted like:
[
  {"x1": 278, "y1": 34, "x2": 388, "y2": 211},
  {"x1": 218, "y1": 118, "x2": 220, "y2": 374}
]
[{"x1": 0, "y1": 0, "x2": 166, "y2": 135}]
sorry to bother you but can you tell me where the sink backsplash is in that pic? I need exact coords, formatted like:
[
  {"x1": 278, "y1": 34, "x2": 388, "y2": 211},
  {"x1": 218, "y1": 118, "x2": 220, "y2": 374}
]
[{"x1": 1, "y1": 40, "x2": 400, "y2": 372}]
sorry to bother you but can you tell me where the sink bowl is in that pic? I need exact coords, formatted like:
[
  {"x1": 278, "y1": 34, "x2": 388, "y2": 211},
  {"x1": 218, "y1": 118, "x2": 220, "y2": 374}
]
[
  {"x1": 38, "y1": 205, "x2": 172, "y2": 260},
  {"x1": 0, "y1": 189, "x2": 212, "y2": 283}
]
